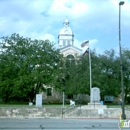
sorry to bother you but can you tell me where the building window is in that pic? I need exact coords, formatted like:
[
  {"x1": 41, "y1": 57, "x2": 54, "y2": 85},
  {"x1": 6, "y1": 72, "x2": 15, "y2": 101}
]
[
  {"x1": 66, "y1": 54, "x2": 74, "y2": 59},
  {"x1": 67, "y1": 40, "x2": 70, "y2": 45},
  {"x1": 63, "y1": 40, "x2": 66, "y2": 46},
  {"x1": 47, "y1": 88, "x2": 52, "y2": 96},
  {"x1": 67, "y1": 94, "x2": 73, "y2": 99},
  {"x1": 66, "y1": 54, "x2": 75, "y2": 67}
]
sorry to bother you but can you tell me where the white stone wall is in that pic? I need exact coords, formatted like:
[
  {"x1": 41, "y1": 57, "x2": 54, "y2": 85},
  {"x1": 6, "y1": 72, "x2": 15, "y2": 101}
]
[{"x1": 1, "y1": 107, "x2": 130, "y2": 119}]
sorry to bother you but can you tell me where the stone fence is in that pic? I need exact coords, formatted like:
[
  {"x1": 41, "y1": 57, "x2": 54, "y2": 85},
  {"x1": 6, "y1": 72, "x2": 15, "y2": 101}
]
[{"x1": 0, "y1": 106, "x2": 130, "y2": 119}]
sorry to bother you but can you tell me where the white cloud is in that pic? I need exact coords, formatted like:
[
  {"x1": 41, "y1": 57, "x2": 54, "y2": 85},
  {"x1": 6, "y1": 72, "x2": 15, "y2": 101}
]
[
  {"x1": 18, "y1": 31, "x2": 56, "y2": 43},
  {"x1": 0, "y1": 0, "x2": 130, "y2": 54},
  {"x1": 42, "y1": 34, "x2": 56, "y2": 42},
  {"x1": 48, "y1": 0, "x2": 88, "y2": 18},
  {"x1": 89, "y1": 39, "x2": 98, "y2": 49},
  {"x1": 0, "y1": 0, "x2": 53, "y2": 37}
]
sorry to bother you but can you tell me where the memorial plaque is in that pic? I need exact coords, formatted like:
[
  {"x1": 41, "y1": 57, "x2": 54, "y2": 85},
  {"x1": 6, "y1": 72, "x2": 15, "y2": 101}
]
[
  {"x1": 91, "y1": 87, "x2": 100, "y2": 103},
  {"x1": 36, "y1": 94, "x2": 42, "y2": 107}
]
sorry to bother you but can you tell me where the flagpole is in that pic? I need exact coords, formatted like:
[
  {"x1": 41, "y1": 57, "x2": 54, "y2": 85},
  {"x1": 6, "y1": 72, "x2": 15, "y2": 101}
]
[
  {"x1": 89, "y1": 48, "x2": 92, "y2": 103},
  {"x1": 81, "y1": 40, "x2": 92, "y2": 103},
  {"x1": 89, "y1": 48, "x2": 92, "y2": 90}
]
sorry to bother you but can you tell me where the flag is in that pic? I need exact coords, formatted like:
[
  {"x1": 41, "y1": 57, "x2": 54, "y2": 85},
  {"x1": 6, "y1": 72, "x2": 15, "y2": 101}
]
[
  {"x1": 83, "y1": 48, "x2": 89, "y2": 56},
  {"x1": 81, "y1": 40, "x2": 89, "y2": 48}
]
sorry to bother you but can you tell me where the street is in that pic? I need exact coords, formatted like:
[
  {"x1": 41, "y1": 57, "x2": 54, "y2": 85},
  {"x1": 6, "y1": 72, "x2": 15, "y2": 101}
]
[{"x1": 0, "y1": 118, "x2": 129, "y2": 130}]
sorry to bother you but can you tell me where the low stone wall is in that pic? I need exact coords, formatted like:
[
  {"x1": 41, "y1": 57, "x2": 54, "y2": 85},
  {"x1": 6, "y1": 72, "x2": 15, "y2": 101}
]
[
  {"x1": 0, "y1": 106, "x2": 129, "y2": 119},
  {"x1": 0, "y1": 107, "x2": 62, "y2": 118},
  {"x1": 63, "y1": 108, "x2": 129, "y2": 119}
]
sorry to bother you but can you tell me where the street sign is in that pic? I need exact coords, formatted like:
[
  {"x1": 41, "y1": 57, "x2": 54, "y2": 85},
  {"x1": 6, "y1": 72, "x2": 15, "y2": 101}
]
[{"x1": 104, "y1": 95, "x2": 114, "y2": 101}]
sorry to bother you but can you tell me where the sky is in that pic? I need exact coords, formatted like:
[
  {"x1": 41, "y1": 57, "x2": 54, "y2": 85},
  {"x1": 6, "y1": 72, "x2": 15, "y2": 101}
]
[{"x1": 0, "y1": 0, "x2": 130, "y2": 54}]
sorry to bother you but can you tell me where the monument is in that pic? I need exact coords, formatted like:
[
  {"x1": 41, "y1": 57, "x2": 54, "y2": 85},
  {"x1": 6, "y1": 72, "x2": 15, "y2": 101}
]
[
  {"x1": 36, "y1": 94, "x2": 42, "y2": 107},
  {"x1": 90, "y1": 87, "x2": 100, "y2": 103},
  {"x1": 87, "y1": 87, "x2": 107, "y2": 109}
]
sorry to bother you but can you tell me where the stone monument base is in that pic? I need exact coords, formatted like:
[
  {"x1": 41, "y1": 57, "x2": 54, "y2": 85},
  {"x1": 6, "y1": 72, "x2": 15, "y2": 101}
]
[
  {"x1": 88, "y1": 102, "x2": 107, "y2": 109},
  {"x1": 81, "y1": 102, "x2": 107, "y2": 109}
]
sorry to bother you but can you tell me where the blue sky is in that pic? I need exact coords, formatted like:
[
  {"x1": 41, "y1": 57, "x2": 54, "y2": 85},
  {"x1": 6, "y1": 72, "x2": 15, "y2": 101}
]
[{"x1": 0, "y1": 0, "x2": 130, "y2": 54}]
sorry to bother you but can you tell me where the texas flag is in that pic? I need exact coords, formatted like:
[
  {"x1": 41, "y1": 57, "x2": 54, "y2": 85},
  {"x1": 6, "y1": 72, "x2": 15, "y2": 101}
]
[
  {"x1": 81, "y1": 40, "x2": 89, "y2": 48},
  {"x1": 83, "y1": 48, "x2": 89, "y2": 56}
]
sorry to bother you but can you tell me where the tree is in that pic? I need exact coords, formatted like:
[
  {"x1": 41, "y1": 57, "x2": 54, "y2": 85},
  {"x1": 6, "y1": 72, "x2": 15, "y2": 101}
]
[
  {"x1": 57, "y1": 48, "x2": 130, "y2": 103},
  {"x1": 61, "y1": 49, "x2": 122, "y2": 101},
  {"x1": 122, "y1": 48, "x2": 130, "y2": 102},
  {"x1": 0, "y1": 33, "x2": 61, "y2": 103},
  {"x1": 61, "y1": 53, "x2": 90, "y2": 96},
  {"x1": 94, "y1": 49, "x2": 121, "y2": 100}
]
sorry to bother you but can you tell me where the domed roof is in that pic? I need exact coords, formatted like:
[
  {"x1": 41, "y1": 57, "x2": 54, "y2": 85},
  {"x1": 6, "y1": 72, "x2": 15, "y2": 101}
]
[
  {"x1": 59, "y1": 18, "x2": 73, "y2": 35},
  {"x1": 59, "y1": 27, "x2": 73, "y2": 35},
  {"x1": 64, "y1": 18, "x2": 69, "y2": 23}
]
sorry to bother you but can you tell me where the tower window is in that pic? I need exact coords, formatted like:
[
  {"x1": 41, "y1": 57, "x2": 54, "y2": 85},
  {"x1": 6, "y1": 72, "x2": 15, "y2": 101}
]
[
  {"x1": 63, "y1": 40, "x2": 66, "y2": 46},
  {"x1": 67, "y1": 40, "x2": 70, "y2": 45}
]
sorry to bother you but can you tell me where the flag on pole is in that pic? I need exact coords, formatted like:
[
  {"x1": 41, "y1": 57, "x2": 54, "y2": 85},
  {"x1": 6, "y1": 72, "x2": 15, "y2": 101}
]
[
  {"x1": 81, "y1": 40, "x2": 89, "y2": 48},
  {"x1": 83, "y1": 48, "x2": 89, "y2": 56},
  {"x1": 81, "y1": 40, "x2": 92, "y2": 101}
]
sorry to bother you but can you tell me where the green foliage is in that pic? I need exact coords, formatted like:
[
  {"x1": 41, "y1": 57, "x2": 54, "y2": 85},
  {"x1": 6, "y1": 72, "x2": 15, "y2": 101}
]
[
  {"x1": 0, "y1": 33, "x2": 61, "y2": 103},
  {"x1": 59, "y1": 49, "x2": 130, "y2": 103},
  {"x1": 95, "y1": 50, "x2": 121, "y2": 98},
  {"x1": 0, "y1": 33, "x2": 130, "y2": 103},
  {"x1": 122, "y1": 48, "x2": 130, "y2": 102}
]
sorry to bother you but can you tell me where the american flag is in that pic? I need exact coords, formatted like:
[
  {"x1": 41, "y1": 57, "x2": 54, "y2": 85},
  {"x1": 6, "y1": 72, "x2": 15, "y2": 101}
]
[{"x1": 81, "y1": 40, "x2": 89, "y2": 48}]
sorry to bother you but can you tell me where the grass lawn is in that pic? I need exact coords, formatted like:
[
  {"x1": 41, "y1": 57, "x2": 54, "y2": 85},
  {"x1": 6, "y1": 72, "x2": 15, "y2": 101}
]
[
  {"x1": 0, "y1": 102, "x2": 129, "y2": 108},
  {"x1": 0, "y1": 104, "x2": 70, "y2": 108}
]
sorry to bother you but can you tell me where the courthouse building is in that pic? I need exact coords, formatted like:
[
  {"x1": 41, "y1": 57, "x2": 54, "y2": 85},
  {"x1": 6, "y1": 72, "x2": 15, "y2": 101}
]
[{"x1": 42, "y1": 18, "x2": 88, "y2": 104}]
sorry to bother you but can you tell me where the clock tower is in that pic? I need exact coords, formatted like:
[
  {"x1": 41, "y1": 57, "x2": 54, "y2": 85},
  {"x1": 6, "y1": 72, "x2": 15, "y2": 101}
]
[
  {"x1": 58, "y1": 18, "x2": 82, "y2": 57},
  {"x1": 58, "y1": 18, "x2": 74, "y2": 48}
]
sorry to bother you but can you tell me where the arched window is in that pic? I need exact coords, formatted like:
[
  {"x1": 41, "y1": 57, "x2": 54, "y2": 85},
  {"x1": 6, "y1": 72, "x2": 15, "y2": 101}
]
[
  {"x1": 66, "y1": 54, "x2": 74, "y2": 59},
  {"x1": 66, "y1": 54, "x2": 75, "y2": 67}
]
